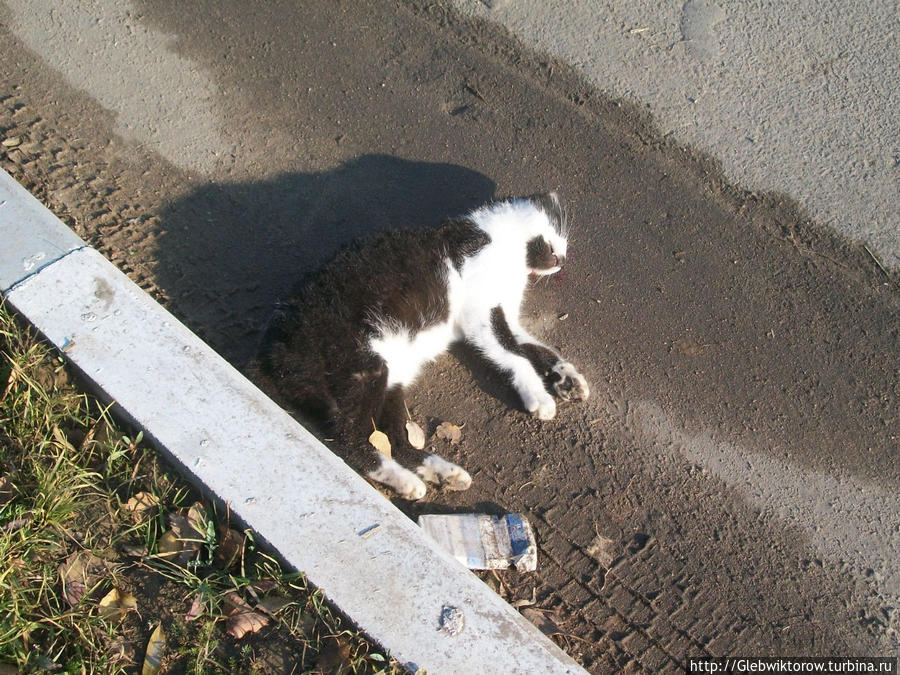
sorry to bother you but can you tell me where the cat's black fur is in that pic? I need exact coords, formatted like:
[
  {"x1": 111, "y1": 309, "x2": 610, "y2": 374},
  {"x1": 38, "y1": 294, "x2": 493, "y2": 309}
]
[
  {"x1": 251, "y1": 221, "x2": 489, "y2": 458},
  {"x1": 250, "y1": 193, "x2": 588, "y2": 499}
]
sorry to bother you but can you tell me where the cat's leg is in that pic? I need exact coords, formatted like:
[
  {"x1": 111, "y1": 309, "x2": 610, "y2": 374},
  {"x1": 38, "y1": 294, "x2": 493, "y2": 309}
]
[
  {"x1": 466, "y1": 308, "x2": 558, "y2": 419},
  {"x1": 500, "y1": 305, "x2": 590, "y2": 402},
  {"x1": 491, "y1": 306, "x2": 590, "y2": 405},
  {"x1": 415, "y1": 454, "x2": 472, "y2": 491},
  {"x1": 336, "y1": 367, "x2": 428, "y2": 500},
  {"x1": 518, "y1": 342, "x2": 590, "y2": 402},
  {"x1": 378, "y1": 384, "x2": 472, "y2": 492}
]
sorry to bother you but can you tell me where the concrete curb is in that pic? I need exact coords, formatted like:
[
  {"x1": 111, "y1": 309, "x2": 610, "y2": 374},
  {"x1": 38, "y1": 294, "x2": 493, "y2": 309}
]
[{"x1": 0, "y1": 169, "x2": 585, "y2": 673}]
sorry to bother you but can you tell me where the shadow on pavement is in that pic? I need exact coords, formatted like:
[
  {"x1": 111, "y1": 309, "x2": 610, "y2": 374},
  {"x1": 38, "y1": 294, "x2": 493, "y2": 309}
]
[{"x1": 151, "y1": 154, "x2": 495, "y2": 365}]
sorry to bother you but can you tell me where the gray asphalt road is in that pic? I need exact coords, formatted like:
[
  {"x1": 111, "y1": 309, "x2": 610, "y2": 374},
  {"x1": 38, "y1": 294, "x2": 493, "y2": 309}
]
[
  {"x1": 454, "y1": 0, "x2": 900, "y2": 271},
  {"x1": 2, "y1": 0, "x2": 897, "y2": 670}
]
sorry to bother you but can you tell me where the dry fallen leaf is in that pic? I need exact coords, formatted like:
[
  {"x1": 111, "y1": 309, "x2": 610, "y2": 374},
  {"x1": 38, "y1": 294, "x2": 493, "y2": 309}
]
[
  {"x1": 522, "y1": 607, "x2": 561, "y2": 636},
  {"x1": 316, "y1": 637, "x2": 352, "y2": 673},
  {"x1": 368, "y1": 429, "x2": 391, "y2": 458},
  {"x1": 224, "y1": 591, "x2": 269, "y2": 638},
  {"x1": 156, "y1": 529, "x2": 182, "y2": 557},
  {"x1": 120, "y1": 542, "x2": 148, "y2": 558},
  {"x1": 435, "y1": 421, "x2": 462, "y2": 445},
  {"x1": 156, "y1": 505, "x2": 205, "y2": 567},
  {"x1": 185, "y1": 502, "x2": 208, "y2": 537},
  {"x1": 405, "y1": 420, "x2": 426, "y2": 450},
  {"x1": 123, "y1": 492, "x2": 159, "y2": 521},
  {"x1": 256, "y1": 595, "x2": 290, "y2": 617},
  {"x1": 142, "y1": 624, "x2": 165, "y2": 675},
  {"x1": 62, "y1": 579, "x2": 87, "y2": 608},
  {"x1": 185, "y1": 594, "x2": 205, "y2": 622},
  {"x1": 58, "y1": 550, "x2": 112, "y2": 607},
  {"x1": 586, "y1": 534, "x2": 620, "y2": 568},
  {"x1": 672, "y1": 338, "x2": 705, "y2": 356},
  {"x1": 98, "y1": 587, "x2": 137, "y2": 620},
  {"x1": 214, "y1": 527, "x2": 245, "y2": 569},
  {"x1": 250, "y1": 578, "x2": 277, "y2": 593}
]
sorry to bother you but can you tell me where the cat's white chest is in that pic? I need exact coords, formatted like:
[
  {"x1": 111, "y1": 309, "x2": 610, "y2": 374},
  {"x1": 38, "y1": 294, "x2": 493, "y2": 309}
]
[
  {"x1": 369, "y1": 320, "x2": 455, "y2": 388},
  {"x1": 455, "y1": 246, "x2": 528, "y2": 332},
  {"x1": 368, "y1": 262, "x2": 462, "y2": 388},
  {"x1": 368, "y1": 244, "x2": 527, "y2": 389}
]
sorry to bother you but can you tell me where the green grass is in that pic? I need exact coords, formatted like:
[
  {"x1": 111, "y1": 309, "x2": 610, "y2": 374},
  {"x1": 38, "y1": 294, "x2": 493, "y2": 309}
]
[{"x1": 0, "y1": 300, "x2": 401, "y2": 674}]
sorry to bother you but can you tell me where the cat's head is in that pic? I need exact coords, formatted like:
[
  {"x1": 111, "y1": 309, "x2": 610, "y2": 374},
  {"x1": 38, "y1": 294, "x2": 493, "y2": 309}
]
[
  {"x1": 523, "y1": 192, "x2": 568, "y2": 276},
  {"x1": 469, "y1": 192, "x2": 569, "y2": 275}
]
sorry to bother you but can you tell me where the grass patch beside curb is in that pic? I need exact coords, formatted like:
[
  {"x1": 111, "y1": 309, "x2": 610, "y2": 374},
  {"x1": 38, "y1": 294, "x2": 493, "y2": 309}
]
[{"x1": 0, "y1": 300, "x2": 401, "y2": 674}]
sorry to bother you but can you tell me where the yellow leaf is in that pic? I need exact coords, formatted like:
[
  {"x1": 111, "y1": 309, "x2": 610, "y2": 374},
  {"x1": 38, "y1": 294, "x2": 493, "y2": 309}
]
[
  {"x1": 142, "y1": 624, "x2": 165, "y2": 675},
  {"x1": 98, "y1": 587, "x2": 137, "y2": 620},
  {"x1": 405, "y1": 421, "x2": 426, "y2": 450},
  {"x1": 368, "y1": 429, "x2": 392, "y2": 458},
  {"x1": 156, "y1": 530, "x2": 182, "y2": 556}
]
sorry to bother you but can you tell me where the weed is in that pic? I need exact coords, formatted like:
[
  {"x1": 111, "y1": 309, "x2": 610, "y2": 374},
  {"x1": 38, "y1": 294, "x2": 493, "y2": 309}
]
[{"x1": 0, "y1": 300, "x2": 400, "y2": 673}]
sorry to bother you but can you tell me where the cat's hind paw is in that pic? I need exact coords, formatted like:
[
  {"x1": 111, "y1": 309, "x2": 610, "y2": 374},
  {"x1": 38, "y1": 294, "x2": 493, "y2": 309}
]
[
  {"x1": 367, "y1": 458, "x2": 428, "y2": 500},
  {"x1": 551, "y1": 361, "x2": 590, "y2": 401},
  {"x1": 417, "y1": 455, "x2": 472, "y2": 491}
]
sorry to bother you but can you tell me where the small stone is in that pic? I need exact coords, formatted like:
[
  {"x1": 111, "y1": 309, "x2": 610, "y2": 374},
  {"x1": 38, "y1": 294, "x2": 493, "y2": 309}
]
[{"x1": 439, "y1": 604, "x2": 464, "y2": 636}]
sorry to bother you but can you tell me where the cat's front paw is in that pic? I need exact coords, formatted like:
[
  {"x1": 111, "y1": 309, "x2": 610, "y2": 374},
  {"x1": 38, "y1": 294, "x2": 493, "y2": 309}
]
[
  {"x1": 551, "y1": 362, "x2": 590, "y2": 401},
  {"x1": 417, "y1": 455, "x2": 472, "y2": 491},
  {"x1": 523, "y1": 390, "x2": 557, "y2": 420}
]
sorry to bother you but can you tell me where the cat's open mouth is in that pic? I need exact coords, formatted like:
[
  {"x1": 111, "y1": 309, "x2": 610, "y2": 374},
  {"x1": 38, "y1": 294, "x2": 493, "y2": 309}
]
[{"x1": 530, "y1": 266, "x2": 562, "y2": 276}]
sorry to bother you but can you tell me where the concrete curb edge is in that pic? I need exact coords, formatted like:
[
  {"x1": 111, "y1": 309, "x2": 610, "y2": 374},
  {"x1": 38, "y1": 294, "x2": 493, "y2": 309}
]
[{"x1": 0, "y1": 168, "x2": 586, "y2": 673}]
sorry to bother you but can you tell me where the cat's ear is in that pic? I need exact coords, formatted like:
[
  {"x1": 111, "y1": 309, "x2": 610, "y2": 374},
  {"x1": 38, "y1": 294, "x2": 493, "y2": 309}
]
[{"x1": 533, "y1": 192, "x2": 566, "y2": 237}]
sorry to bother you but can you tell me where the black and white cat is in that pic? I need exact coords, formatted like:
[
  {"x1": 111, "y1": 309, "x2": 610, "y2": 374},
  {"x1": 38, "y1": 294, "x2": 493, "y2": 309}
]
[{"x1": 251, "y1": 193, "x2": 589, "y2": 499}]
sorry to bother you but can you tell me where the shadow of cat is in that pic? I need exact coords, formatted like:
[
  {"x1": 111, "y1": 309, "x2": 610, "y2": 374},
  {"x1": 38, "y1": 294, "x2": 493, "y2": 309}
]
[
  {"x1": 401, "y1": 499, "x2": 510, "y2": 519},
  {"x1": 151, "y1": 154, "x2": 495, "y2": 365},
  {"x1": 449, "y1": 342, "x2": 525, "y2": 413}
]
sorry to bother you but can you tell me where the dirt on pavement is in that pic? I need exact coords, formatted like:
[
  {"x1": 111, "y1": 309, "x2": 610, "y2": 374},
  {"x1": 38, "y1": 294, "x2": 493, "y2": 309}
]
[{"x1": 1, "y1": 0, "x2": 897, "y2": 671}]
